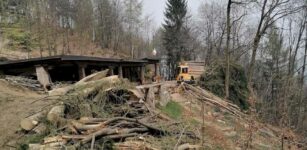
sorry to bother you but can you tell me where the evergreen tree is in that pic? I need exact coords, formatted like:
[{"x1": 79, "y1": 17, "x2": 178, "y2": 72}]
[{"x1": 162, "y1": 0, "x2": 188, "y2": 79}]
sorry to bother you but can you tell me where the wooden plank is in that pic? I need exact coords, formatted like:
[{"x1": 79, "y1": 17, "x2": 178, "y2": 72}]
[
  {"x1": 136, "y1": 83, "x2": 163, "y2": 89},
  {"x1": 35, "y1": 65, "x2": 51, "y2": 90},
  {"x1": 109, "y1": 67, "x2": 114, "y2": 75},
  {"x1": 118, "y1": 65, "x2": 123, "y2": 78},
  {"x1": 78, "y1": 64, "x2": 86, "y2": 80},
  {"x1": 141, "y1": 66, "x2": 145, "y2": 84}
]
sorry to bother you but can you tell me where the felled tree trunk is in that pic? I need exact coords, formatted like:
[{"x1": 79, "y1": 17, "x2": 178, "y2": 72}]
[
  {"x1": 47, "y1": 104, "x2": 65, "y2": 125},
  {"x1": 75, "y1": 69, "x2": 109, "y2": 86},
  {"x1": 20, "y1": 111, "x2": 47, "y2": 131}
]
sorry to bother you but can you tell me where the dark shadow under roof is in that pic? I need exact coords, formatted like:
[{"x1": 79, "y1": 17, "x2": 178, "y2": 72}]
[{"x1": 0, "y1": 55, "x2": 159, "y2": 68}]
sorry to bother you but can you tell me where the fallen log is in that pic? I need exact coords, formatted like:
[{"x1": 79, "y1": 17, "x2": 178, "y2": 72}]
[
  {"x1": 49, "y1": 75, "x2": 119, "y2": 96},
  {"x1": 75, "y1": 69, "x2": 109, "y2": 86},
  {"x1": 73, "y1": 75, "x2": 120, "y2": 97},
  {"x1": 20, "y1": 111, "x2": 47, "y2": 131},
  {"x1": 81, "y1": 127, "x2": 148, "y2": 144},
  {"x1": 48, "y1": 86, "x2": 73, "y2": 96},
  {"x1": 47, "y1": 104, "x2": 65, "y2": 125}
]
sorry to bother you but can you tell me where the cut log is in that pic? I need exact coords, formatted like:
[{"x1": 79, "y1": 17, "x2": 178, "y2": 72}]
[
  {"x1": 75, "y1": 69, "x2": 109, "y2": 86},
  {"x1": 49, "y1": 75, "x2": 119, "y2": 97},
  {"x1": 74, "y1": 75, "x2": 120, "y2": 95},
  {"x1": 48, "y1": 85, "x2": 73, "y2": 96},
  {"x1": 20, "y1": 111, "x2": 47, "y2": 131},
  {"x1": 47, "y1": 104, "x2": 65, "y2": 125},
  {"x1": 32, "y1": 123, "x2": 47, "y2": 134}
]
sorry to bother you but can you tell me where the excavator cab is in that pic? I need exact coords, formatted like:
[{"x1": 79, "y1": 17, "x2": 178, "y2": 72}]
[{"x1": 176, "y1": 63, "x2": 195, "y2": 84}]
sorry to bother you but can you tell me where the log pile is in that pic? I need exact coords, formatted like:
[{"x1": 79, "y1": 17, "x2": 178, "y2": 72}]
[
  {"x1": 181, "y1": 83, "x2": 244, "y2": 117},
  {"x1": 19, "y1": 73, "x2": 198, "y2": 149}
]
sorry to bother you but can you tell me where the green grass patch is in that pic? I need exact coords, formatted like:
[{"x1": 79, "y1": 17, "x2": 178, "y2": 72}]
[{"x1": 161, "y1": 101, "x2": 183, "y2": 119}]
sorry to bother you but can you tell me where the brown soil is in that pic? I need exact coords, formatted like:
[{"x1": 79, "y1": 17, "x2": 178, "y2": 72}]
[{"x1": 0, "y1": 79, "x2": 51, "y2": 149}]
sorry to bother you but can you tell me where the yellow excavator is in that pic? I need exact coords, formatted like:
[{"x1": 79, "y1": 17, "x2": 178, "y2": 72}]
[{"x1": 176, "y1": 62, "x2": 195, "y2": 84}]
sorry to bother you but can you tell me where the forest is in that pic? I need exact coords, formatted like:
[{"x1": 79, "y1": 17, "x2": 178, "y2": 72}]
[{"x1": 0, "y1": 0, "x2": 306, "y2": 149}]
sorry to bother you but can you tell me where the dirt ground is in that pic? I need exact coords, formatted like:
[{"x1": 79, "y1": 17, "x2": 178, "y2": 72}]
[{"x1": 0, "y1": 79, "x2": 51, "y2": 149}]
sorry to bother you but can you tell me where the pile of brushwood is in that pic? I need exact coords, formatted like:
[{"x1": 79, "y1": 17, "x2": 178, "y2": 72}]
[
  {"x1": 198, "y1": 61, "x2": 249, "y2": 110},
  {"x1": 18, "y1": 72, "x2": 199, "y2": 149}
]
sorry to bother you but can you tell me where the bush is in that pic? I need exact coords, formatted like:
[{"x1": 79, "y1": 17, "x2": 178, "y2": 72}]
[
  {"x1": 2, "y1": 26, "x2": 37, "y2": 51},
  {"x1": 161, "y1": 101, "x2": 183, "y2": 119},
  {"x1": 198, "y1": 61, "x2": 249, "y2": 110}
]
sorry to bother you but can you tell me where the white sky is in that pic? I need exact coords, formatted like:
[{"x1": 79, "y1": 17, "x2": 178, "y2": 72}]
[{"x1": 143, "y1": 0, "x2": 202, "y2": 26}]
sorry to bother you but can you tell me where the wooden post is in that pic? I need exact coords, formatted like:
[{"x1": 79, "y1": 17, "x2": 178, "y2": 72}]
[
  {"x1": 78, "y1": 64, "x2": 87, "y2": 80},
  {"x1": 154, "y1": 63, "x2": 159, "y2": 76},
  {"x1": 109, "y1": 66, "x2": 114, "y2": 75},
  {"x1": 118, "y1": 65, "x2": 123, "y2": 78},
  {"x1": 141, "y1": 65, "x2": 145, "y2": 84},
  {"x1": 35, "y1": 65, "x2": 52, "y2": 90}
]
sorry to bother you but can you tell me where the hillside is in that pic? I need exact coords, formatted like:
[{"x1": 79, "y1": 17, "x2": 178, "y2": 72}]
[
  {"x1": 0, "y1": 0, "x2": 306, "y2": 149},
  {"x1": 0, "y1": 27, "x2": 130, "y2": 60},
  {"x1": 0, "y1": 74, "x2": 304, "y2": 150}
]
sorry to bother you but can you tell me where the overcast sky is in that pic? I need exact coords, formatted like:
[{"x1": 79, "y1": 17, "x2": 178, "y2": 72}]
[{"x1": 143, "y1": 0, "x2": 202, "y2": 26}]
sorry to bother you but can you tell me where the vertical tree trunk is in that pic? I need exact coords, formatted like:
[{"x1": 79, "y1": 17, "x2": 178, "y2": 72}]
[
  {"x1": 290, "y1": 19, "x2": 305, "y2": 76},
  {"x1": 225, "y1": 0, "x2": 231, "y2": 99},
  {"x1": 298, "y1": 22, "x2": 307, "y2": 129},
  {"x1": 247, "y1": 0, "x2": 268, "y2": 89}
]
